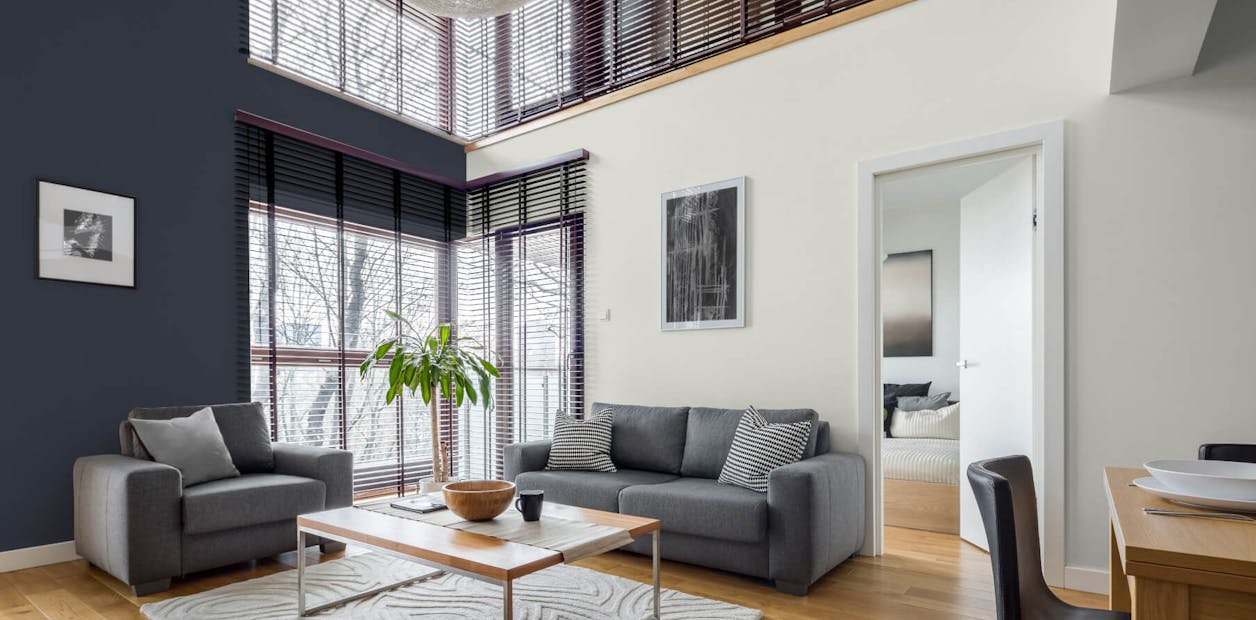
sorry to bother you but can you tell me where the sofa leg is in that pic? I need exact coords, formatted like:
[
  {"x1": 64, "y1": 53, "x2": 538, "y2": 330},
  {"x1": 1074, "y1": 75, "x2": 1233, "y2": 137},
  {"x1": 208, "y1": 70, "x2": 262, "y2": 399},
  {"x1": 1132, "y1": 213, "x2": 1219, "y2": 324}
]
[
  {"x1": 131, "y1": 578, "x2": 171, "y2": 596},
  {"x1": 320, "y1": 541, "x2": 347, "y2": 554},
  {"x1": 774, "y1": 580, "x2": 809, "y2": 596}
]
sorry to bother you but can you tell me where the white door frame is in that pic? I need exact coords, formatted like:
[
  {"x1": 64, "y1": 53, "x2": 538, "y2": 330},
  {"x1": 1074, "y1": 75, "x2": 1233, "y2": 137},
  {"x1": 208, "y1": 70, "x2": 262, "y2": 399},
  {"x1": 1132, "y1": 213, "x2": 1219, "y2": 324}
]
[{"x1": 855, "y1": 120, "x2": 1065, "y2": 587}]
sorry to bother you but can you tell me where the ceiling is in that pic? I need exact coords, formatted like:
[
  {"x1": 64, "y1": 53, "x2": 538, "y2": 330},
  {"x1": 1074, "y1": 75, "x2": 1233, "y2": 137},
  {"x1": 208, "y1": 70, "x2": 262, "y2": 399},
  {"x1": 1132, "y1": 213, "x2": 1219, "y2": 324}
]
[{"x1": 878, "y1": 155, "x2": 1028, "y2": 211}]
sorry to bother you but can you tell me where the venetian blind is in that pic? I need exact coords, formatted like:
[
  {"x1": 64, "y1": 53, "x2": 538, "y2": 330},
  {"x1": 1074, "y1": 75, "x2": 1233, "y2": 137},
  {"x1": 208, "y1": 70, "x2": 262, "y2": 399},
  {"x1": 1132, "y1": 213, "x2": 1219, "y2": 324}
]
[
  {"x1": 243, "y1": 0, "x2": 873, "y2": 140},
  {"x1": 456, "y1": 161, "x2": 587, "y2": 479},
  {"x1": 235, "y1": 122, "x2": 465, "y2": 497}
]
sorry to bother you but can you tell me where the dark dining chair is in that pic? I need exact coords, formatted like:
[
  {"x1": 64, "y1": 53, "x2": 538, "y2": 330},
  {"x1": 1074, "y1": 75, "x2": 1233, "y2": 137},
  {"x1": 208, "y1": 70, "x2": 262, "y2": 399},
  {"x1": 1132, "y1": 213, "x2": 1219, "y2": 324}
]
[
  {"x1": 968, "y1": 456, "x2": 1129, "y2": 620},
  {"x1": 1198, "y1": 443, "x2": 1256, "y2": 463}
]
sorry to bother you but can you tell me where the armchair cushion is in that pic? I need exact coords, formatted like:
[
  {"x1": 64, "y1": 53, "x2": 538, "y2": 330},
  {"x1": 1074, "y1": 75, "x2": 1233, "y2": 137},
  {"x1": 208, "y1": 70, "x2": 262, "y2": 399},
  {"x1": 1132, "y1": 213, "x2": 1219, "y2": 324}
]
[
  {"x1": 128, "y1": 402, "x2": 274, "y2": 473},
  {"x1": 620, "y1": 477, "x2": 767, "y2": 543},
  {"x1": 129, "y1": 407, "x2": 240, "y2": 487},
  {"x1": 182, "y1": 474, "x2": 325, "y2": 535}
]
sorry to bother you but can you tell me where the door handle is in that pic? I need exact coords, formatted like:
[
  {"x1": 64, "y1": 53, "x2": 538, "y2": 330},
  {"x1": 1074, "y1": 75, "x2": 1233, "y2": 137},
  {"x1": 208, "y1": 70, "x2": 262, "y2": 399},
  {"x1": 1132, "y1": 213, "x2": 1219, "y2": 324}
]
[{"x1": 956, "y1": 360, "x2": 969, "y2": 369}]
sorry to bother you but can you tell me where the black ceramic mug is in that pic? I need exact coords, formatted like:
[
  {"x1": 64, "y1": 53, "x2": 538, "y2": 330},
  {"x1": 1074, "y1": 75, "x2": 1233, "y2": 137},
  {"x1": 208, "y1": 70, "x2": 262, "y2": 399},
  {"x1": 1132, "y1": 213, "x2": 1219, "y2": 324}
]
[{"x1": 515, "y1": 490, "x2": 544, "y2": 521}]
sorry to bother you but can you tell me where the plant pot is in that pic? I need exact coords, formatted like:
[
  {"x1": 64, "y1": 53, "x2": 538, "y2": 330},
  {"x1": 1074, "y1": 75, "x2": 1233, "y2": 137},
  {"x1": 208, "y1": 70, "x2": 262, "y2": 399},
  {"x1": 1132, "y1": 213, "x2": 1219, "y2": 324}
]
[{"x1": 418, "y1": 476, "x2": 460, "y2": 495}]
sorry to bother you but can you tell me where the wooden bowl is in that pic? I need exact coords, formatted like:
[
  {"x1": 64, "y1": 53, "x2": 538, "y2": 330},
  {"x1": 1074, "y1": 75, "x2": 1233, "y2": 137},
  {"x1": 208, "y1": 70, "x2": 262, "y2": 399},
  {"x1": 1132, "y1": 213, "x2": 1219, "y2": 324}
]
[{"x1": 443, "y1": 480, "x2": 516, "y2": 521}]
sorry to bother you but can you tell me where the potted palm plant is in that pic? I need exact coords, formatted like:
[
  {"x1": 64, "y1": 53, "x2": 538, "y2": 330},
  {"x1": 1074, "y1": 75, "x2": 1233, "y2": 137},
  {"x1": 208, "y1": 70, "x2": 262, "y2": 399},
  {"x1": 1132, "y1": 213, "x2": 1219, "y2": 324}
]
[{"x1": 360, "y1": 311, "x2": 499, "y2": 494}]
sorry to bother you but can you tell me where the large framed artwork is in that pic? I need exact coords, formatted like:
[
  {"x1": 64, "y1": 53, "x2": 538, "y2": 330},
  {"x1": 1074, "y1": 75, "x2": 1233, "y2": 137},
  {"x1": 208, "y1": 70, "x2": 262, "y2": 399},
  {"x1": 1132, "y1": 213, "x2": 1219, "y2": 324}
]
[
  {"x1": 883, "y1": 249, "x2": 932, "y2": 357},
  {"x1": 660, "y1": 177, "x2": 745, "y2": 331},
  {"x1": 37, "y1": 180, "x2": 137, "y2": 288}
]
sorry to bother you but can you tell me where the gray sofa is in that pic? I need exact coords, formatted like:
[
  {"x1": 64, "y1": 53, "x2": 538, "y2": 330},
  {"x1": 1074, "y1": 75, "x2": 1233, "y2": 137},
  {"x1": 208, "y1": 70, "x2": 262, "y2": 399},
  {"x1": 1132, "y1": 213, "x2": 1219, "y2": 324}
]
[
  {"x1": 504, "y1": 403, "x2": 865, "y2": 595},
  {"x1": 73, "y1": 403, "x2": 352, "y2": 595}
]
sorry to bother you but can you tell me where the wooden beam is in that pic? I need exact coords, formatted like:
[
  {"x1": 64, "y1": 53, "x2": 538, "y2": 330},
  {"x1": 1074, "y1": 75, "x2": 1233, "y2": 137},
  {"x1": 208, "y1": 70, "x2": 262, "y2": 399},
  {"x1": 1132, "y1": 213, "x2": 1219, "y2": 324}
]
[{"x1": 465, "y1": 0, "x2": 915, "y2": 153}]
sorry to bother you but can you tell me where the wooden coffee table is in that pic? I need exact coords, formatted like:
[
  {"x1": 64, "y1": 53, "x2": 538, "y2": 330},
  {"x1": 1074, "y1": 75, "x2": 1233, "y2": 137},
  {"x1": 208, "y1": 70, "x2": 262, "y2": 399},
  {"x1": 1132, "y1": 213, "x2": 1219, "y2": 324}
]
[{"x1": 295, "y1": 501, "x2": 662, "y2": 619}]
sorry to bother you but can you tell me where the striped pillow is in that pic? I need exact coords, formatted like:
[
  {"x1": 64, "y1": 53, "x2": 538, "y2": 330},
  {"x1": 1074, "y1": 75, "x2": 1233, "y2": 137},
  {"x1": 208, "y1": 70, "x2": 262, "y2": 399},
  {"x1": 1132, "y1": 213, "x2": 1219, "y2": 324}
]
[
  {"x1": 717, "y1": 406, "x2": 812, "y2": 493},
  {"x1": 545, "y1": 408, "x2": 617, "y2": 472},
  {"x1": 889, "y1": 402, "x2": 960, "y2": 440}
]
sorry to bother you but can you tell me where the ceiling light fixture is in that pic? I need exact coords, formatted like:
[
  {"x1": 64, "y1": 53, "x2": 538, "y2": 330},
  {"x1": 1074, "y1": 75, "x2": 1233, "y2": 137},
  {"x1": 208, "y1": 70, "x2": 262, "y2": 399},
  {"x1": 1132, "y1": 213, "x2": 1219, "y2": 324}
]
[{"x1": 409, "y1": 0, "x2": 530, "y2": 19}]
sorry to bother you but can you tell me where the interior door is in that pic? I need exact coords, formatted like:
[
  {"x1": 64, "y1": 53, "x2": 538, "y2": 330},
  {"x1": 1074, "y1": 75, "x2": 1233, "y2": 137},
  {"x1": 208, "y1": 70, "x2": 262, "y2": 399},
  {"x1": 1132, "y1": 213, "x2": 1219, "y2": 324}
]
[{"x1": 958, "y1": 156, "x2": 1036, "y2": 550}]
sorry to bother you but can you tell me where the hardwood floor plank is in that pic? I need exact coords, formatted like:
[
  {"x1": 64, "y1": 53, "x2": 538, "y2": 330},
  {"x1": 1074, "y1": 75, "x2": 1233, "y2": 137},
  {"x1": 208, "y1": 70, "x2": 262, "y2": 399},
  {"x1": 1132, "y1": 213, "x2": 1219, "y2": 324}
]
[{"x1": 0, "y1": 527, "x2": 1108, "y2": 618}]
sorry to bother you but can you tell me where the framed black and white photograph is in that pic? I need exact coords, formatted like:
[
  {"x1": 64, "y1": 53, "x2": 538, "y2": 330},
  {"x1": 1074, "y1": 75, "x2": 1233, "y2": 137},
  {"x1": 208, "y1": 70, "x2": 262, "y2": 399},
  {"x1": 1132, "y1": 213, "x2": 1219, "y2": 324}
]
[
  {"x1": 37, "y1": 180, "x2": 136, "y2": 288},
  {"x1": 661, "y1": 176, "x2": 745, "y2": 331},
  {"x1": 883, "y1": 249, "x2": 933, "y2": 357}
]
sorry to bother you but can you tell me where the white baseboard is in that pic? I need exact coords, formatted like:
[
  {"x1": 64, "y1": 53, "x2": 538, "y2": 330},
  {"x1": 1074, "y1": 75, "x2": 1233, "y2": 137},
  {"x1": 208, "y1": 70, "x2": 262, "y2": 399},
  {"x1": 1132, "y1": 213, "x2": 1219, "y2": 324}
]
[
  {"x1": 0, "y1": 541, "x2": 79, "y2": 573},
  {"x1": 1063, "y1": 565, "x2": 1109, "y2": 595}
]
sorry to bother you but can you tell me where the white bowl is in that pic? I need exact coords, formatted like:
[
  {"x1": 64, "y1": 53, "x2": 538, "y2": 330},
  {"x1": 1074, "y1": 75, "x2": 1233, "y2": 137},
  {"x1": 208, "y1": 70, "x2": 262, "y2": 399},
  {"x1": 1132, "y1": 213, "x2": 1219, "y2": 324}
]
[{"x1": 1144, "y1": 459, "x2": 1256, "y2": 501}]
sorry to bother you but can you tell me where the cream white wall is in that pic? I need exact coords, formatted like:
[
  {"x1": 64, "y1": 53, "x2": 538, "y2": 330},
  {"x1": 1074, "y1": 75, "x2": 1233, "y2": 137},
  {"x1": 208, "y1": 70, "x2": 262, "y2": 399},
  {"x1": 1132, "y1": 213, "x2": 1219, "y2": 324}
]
[
  {"x1": 882, "y1": 203, "x2": 959, "y2": 397},
  {"x1": 468, "y1": 0, "x2": 1256, "y2": 574}
]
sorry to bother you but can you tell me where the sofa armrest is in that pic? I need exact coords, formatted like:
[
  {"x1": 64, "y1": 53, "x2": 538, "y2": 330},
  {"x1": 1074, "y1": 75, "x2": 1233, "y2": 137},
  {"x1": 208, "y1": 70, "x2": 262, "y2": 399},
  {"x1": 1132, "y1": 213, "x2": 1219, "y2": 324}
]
[
  {"x1": 73, "y1": 455, "x2": 183, "y2": 586},
  {"x1": 272, "y1": 443, "x2": 353, "y2": 509},
  {"x1": 503, "y1": 440, "x2": 551, "y2": 481},
  {"x1": 767, "y1": 451, "x2": 866, "y2": 594}
]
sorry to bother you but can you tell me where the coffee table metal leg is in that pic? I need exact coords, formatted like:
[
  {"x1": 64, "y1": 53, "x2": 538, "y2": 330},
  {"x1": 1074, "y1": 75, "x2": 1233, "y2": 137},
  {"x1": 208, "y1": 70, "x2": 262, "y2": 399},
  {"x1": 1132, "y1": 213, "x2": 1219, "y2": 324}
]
[
  {"x1": 653, "y1": 530, "x2": 661, "y2": 619},
  {"x1": 503, "y1": 578, "x2": 513, "y2": 619},
  {"x1": 297, "y1": 530, "x2": 307, "y2": 616}
]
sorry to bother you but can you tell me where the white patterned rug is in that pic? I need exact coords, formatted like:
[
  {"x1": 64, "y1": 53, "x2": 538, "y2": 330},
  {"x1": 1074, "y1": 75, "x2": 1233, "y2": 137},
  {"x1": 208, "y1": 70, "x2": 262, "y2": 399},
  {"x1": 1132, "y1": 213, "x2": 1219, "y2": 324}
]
[{"x1": 140, "y1": 553, "x2": 762, "y2": 619}]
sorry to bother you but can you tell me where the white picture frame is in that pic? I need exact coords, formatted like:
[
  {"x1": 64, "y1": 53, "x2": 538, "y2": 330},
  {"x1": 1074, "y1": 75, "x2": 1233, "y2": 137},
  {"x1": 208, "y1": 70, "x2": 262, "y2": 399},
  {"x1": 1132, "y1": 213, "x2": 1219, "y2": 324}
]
[
  {"x1": 660, "y1": 176, "x2": 746, "y2": 331},
  {"x1": 37, "y1": 180, "x2": 137, "y2": 288}
]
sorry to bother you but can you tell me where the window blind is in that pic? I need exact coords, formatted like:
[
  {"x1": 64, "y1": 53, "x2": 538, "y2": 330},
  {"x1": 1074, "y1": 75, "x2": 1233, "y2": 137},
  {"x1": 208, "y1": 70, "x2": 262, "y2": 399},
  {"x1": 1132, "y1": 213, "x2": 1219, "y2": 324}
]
[
  {"x1": 243, "y1": 0, "x2": 872, "y2": 141},
  {"x1": 236, "y1": 118, "x2": 587, "y2": 493},
  {"x1": 456, "y1": 162, "x2": 587, "y2": 478},
  {"x1": 236, "y1": 122, "x2": 465, "y2": 497}
]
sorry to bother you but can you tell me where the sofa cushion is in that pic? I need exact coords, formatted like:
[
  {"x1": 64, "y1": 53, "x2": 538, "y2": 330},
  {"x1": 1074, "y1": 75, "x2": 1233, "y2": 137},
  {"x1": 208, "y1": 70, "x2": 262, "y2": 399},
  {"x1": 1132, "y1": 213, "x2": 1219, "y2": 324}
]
[
  {"x1": 514, "y1": 469, "x2": 677, "y2": 513},
  {"x1": 681, "y1": 407, "x2": 821, "y2": 479},
  {"x1": 620, "y1": 477, "x2": 768, "y2": 544},
  {"x1": 129, "y1": 402, "x2": 275, "y2": 473},
  {"x1": 182, "y1": 473, "x2": 325, "y2": 535},
  {"x1": 592, "y1": 402, "x2": 689, "y2": 474}
]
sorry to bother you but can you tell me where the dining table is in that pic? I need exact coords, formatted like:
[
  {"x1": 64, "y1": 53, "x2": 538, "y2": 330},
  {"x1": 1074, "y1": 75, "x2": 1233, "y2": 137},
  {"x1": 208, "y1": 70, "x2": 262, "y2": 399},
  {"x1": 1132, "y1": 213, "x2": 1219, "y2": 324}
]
[{"x1": 1106, "y1": 466, "x2": 1256, "y2": 619}]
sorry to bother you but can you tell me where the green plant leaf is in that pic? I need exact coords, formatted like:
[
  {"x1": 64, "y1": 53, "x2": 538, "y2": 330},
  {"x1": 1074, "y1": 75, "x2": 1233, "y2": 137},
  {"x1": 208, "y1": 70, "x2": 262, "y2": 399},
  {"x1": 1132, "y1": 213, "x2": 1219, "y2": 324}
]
[
  {"x1": 420, "y1": 376, "x2": 432, "y2": 404},
  {"x1": 439, "y1": 323, "x2": 451, "y2": 345},
  {"x1": 373, "y1": 340, "x2": 394, "y2": 360},
  {"x1": 480, "y1": 358, "x2": 500, "y2": 378}
]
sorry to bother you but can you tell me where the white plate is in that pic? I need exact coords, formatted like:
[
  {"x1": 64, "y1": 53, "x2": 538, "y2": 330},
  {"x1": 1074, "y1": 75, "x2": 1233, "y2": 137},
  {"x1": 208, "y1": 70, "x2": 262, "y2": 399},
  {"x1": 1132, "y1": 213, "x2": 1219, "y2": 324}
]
[
  {"x1": 1144, "y1": 459, "x2": 1256, "y2": 500},
  {"x1": 1133, "y1": 476, "x2": 1256, "y2": 513}
]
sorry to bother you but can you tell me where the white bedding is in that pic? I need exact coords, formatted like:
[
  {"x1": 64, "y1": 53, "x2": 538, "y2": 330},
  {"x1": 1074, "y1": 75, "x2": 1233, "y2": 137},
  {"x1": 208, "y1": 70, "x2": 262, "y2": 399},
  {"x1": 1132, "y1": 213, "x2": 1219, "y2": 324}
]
[{"x1": 882, "y1": 438, "x2": 960, "y2": 485}]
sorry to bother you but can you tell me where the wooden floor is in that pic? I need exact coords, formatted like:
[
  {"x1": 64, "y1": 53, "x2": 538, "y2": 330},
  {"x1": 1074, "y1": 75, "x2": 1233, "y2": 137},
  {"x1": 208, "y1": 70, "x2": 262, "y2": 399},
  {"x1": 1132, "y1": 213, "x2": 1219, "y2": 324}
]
[{"x1": 0, "y1": 526, "x2": 1106, "y2": 619}]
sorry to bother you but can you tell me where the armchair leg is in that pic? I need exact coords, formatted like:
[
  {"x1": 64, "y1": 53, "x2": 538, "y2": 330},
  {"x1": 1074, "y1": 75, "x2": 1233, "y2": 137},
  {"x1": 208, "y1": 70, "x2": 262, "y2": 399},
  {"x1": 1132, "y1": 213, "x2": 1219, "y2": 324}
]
[
  {"x1": 131, "y1": 578, "x2": 171, "y2": 597},
  {"x1": 320, "y1": 541, "x2": 347, "y2": 554},
  {"x1": 773, "y1": 580, "x2": 809, "y2": 596}
]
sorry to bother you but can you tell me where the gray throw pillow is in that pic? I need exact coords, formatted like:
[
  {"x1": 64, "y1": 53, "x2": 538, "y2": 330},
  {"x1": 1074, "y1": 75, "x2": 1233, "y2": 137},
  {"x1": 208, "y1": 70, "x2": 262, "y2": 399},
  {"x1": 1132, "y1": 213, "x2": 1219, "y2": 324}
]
[
  {"x1": 129, "y1": 407, "x2": 241, "y2": 486},
  {"x1": 897, "y1": 393, "x2": 951, "y2": 412}
]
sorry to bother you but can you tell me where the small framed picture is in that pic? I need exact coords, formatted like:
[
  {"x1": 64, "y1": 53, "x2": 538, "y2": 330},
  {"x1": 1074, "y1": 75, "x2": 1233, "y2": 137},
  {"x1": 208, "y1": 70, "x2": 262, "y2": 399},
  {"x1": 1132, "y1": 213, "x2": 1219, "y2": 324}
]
[
  {"x1": 37, "y1": 180, "x2": 137, "y2": 288},
  {"x1": 660, "y1": 177, "x2": 746, "y2": 331}
]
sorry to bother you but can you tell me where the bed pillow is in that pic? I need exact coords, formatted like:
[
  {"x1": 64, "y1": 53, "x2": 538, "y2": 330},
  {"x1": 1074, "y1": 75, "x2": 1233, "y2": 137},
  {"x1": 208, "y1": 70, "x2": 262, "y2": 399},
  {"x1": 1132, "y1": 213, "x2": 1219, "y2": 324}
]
[
  {"x1": 897, "y1": 392, "x2": 951, "y2": 412},
  {"x1": 545, "y1": 408, "x2": 616, "y2": 472},
  {"x1": 883, "y1": 382, "x2": 931, "y2": 436},
  {"x1": 890, "y1": 402, "x2": 960, "y2": 440}
]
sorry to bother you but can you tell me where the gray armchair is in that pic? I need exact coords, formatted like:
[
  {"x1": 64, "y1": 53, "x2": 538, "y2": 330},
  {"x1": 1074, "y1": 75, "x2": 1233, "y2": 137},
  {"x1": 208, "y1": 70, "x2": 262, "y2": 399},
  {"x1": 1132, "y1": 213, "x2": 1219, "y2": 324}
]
[{"x1": 73, "y1": 403, "x2": 352, "y2": 595}]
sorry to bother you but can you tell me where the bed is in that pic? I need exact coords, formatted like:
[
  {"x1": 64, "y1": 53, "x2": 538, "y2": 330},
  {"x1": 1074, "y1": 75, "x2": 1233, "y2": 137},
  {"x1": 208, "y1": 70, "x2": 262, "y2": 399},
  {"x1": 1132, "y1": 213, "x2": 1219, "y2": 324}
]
[{"x1": 882, "y1": 436, "x2": 960, "y2": 534}]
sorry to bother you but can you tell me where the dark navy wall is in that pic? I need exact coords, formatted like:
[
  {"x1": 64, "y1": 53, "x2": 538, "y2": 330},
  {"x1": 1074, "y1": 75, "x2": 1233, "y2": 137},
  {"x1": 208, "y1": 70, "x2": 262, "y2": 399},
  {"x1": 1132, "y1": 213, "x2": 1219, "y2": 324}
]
[{"x1": 0, "y1": 2, "x2": 465, "y2": 552}]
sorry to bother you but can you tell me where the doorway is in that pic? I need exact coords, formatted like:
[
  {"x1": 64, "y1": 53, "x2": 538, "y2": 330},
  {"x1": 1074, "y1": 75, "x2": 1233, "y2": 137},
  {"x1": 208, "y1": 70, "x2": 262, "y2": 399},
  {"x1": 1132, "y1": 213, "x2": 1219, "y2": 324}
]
[{"x1": 855, "y1": 121, "x2": 1065, "y2": 586}]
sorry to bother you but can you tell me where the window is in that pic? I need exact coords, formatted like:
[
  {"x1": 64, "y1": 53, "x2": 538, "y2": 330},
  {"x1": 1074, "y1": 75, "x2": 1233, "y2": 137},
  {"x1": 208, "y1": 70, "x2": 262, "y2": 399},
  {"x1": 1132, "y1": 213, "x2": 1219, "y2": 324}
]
[
  {"x1": 236, "y1": 119, "x2": 587, "y2": 495},
  {"x1": 243, "y1": 0, "x2": 873, "y2": 141}
]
